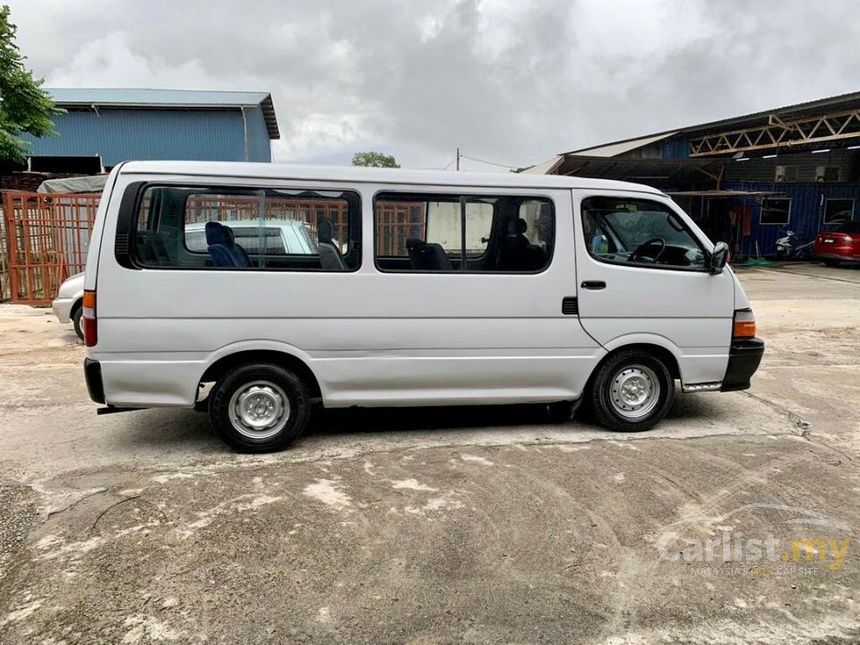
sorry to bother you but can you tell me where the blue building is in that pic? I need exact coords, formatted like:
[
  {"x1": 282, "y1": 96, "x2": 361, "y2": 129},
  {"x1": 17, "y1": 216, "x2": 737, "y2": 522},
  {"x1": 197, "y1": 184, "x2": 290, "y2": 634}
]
[
  {"x1": 20, "y1": 88, "x2": 280, "y2": 172},
  {"x1": 527, "y1": 91, "x2": 860, "y2": 257}
]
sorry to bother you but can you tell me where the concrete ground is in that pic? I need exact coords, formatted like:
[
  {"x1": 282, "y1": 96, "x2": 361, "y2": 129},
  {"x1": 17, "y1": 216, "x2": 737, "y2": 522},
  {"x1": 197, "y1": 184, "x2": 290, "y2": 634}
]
[{"x1": 0, "y1": 262, "x2": 858, "y2": 644}]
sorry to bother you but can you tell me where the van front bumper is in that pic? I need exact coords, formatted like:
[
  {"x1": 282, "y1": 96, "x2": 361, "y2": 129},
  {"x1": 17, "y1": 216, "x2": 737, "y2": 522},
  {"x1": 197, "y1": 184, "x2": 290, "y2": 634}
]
[
  {"x1": 84, "y1": 358, "x2": 106, "y2": 404},
  {"x1": 721, "y1": 338, "x2": 765, "y2": 392}
]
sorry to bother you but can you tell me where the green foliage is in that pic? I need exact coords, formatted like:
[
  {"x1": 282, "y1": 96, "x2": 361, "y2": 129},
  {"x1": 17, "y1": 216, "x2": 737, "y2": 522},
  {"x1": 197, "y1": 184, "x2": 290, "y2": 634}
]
[
  {"x1": 0, "y1": 5, "x2": 62, "y2": 162},
  {"x1": 351, "y1": 151, "x2": 400, "y2": 168}
]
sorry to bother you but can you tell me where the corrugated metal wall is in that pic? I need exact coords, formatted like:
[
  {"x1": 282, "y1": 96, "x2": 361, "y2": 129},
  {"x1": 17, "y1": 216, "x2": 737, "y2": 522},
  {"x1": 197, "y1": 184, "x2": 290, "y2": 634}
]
[
  {"x1": 722, "y1": 180, "x2": 860, "y2": 255},
  {"x1": 245, "y1": 108, "x2": 273, "y2": 163},
  {"x1": 723, "y1": 149, "x2": 856, "y2": 183},
  {"x1": 21, "y1": 106, "x2": 272, "y2": 166},
  {"x1": 639, "y1": 135, "x2": 860, "y2": 255}
]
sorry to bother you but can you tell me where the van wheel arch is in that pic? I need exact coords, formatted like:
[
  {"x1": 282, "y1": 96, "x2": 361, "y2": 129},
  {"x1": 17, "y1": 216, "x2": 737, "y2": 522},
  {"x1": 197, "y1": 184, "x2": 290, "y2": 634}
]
[
  {"x1": 199, "y1": 350, "x2": 322, "y2": 402},
  {"x1": 592, "y1": 343, "x2": 680, "y2": 381},
  {"x1": 581, "y1": 344, "x2": 679, "y2": 431},
  {"x1": 579, "y1": 343, "x2": 680, "y2": 421}
]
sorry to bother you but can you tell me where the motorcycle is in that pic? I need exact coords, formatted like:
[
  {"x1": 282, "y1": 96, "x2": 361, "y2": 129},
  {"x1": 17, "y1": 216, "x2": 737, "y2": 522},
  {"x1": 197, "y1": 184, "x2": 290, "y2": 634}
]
[{"x1": 775, "y1": 230, "x2": 814, "y2": 259}]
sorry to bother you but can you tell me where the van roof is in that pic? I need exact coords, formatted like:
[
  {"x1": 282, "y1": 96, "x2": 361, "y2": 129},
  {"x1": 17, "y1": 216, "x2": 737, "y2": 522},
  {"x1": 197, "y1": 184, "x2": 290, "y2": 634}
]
[{"x1": 119, "y1": 161, "x2": 664, "y2": 194}]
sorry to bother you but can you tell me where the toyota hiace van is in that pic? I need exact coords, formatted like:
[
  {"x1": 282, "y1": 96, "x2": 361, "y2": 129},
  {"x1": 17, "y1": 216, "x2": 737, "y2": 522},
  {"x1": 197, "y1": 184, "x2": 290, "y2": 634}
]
[{"x1": 82, "y1": 162, "x2": 764, "y2": 451}]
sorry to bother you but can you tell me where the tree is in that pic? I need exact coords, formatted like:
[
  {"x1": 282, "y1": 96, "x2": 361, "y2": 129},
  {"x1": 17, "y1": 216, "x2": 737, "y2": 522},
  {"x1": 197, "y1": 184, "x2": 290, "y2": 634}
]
[
  {"x1": 352, "y1": 151, "x2": 400, "y2": 168},
  {"x1": 0, "y1": 5, "x2": 61, "y2": 163}
]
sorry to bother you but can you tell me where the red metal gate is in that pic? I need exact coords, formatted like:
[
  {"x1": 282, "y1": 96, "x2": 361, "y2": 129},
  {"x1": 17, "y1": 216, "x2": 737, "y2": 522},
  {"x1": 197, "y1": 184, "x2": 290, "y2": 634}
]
[{"x1": 1, "y1": 191, "x2": 99, "y2": 305}]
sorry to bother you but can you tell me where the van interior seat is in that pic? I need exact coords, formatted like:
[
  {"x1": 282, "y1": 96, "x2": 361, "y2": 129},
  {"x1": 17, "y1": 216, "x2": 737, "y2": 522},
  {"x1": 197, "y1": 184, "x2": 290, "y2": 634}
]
[
  {"x1": 206, "y1": 221, "x2": 251, "y2": 268},
  {"x1": 498, "y1": 218, "x2": 545, "y2": 271},
  {"x1": 406, "y1": 238, "x2": 454, "y2": 271},
  {"x1": 318, "y1": 218, "x2": 347, "y2": 271},
  {"x1": 135, "y1": 231, "x2": 172, "y2": 265}
]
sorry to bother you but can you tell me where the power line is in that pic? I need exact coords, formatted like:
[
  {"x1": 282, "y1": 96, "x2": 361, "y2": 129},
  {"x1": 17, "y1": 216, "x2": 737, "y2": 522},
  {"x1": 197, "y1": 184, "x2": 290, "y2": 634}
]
[{"x1": 458, "y1": 153, "x2": 518, "y2": 170}]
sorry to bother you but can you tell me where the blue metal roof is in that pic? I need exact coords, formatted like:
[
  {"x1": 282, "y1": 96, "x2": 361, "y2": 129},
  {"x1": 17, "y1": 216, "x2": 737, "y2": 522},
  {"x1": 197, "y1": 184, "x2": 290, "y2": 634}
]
[{"x1": 46, "y1": 88, "x2": 280, "y2": 139}]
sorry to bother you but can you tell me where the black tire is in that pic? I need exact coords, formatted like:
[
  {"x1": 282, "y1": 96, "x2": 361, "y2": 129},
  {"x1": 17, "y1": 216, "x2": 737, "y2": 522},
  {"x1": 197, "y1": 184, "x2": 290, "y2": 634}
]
[
  {"x1": 824, "y1": 258, "x2": 840, "y2": 267},
  {"x1": 209, "y1": 363, "x2": 312, "y2": 453},
  {"x1": 587, "y1": 349, "x2": 674, "y2": 432},
  {"x1": 71, "y1": 305, "x2": 84, "y2": 341}
]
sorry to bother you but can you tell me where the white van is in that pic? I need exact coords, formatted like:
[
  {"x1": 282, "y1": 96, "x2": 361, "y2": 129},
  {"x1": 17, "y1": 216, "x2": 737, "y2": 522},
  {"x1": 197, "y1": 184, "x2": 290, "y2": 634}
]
[{"x1": 82, "y1": 161, "x2": 764, "y2": 452}]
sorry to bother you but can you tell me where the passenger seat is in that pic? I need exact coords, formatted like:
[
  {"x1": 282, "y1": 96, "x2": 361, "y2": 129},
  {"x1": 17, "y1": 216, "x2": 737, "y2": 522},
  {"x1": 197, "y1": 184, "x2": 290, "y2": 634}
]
[
  {"x1": 405, "y1": 238, "x2": 454, "y2": 270},
  {"x1": 318, "y1": 219, "x2": 347, "y2": 270},
  {"x1": 498, "y1": 218, "x2": 545, "y2": 271},
  {"x1": 206, "y1": 222, "x2": 251, "y2": 268}
]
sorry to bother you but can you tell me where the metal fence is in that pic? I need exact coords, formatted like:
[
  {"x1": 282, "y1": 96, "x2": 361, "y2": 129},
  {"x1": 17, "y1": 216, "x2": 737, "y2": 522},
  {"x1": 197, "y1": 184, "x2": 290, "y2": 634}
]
[
  {"x1": 375, "y1": 202, "x2": 427, "y2": 256},
  {"x1": 0, "y1": 190, "x2": 425, "y2": 305},
  {"x1": 0, "y1": 214, "x2": 8, "y2": 302},
  {"x1": 184, "y1": 195, "x2": 351, "y2": 243},
  {"x1": 1, "y1": 191, "x2": 99, "y2": 305}
]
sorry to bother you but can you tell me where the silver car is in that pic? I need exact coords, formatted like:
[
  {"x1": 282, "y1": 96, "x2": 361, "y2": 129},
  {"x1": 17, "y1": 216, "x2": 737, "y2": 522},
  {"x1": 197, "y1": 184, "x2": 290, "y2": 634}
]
[{"x1": 52, "y1": 272, "x2": 85, "y2": 340}]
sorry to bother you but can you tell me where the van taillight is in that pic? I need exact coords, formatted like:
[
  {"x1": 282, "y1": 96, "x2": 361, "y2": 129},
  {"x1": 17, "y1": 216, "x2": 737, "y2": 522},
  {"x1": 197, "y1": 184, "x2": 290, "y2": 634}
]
[
  {"x1": 83, "y1": 290, "x2": 97, "y2": 347},
  {"x1": 733, "y1": 308, "x2": 756, "y2": 339}
]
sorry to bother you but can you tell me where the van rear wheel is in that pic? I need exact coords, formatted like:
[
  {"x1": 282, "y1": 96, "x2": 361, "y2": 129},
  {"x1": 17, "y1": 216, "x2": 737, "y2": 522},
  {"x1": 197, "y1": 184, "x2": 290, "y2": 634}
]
[
  {"x1": 209, "y1": 363, "x2": 311, "y2": 452},
  {"x1": 588, "y1": 349, "x2": 674, "y2": 432}
]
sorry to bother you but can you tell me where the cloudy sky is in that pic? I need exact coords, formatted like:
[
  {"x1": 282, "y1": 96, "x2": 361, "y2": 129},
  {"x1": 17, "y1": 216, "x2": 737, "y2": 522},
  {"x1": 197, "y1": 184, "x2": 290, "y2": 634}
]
[{"x1": 7, "y1": 0, "x2": 860, "y2": 170}]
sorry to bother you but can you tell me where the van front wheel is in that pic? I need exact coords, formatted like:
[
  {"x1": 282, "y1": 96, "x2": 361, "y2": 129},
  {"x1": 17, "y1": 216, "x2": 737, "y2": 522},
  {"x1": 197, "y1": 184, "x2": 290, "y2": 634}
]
[
  {"x1": 588, "y1": 350, "x2": 674, "y2": 432},
  {"x1": 209, "y1": 363, "x2": 312, "y2": 452}
]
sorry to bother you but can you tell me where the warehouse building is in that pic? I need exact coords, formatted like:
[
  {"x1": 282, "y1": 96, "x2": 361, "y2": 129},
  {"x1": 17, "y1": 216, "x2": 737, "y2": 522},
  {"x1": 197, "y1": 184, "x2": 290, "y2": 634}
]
[
  {"x1": 18, "y1": 88, "x2": 280, "y2": 173},
  {"x1": 526, "y1": 91, "x2": 860, "y2": 257}
]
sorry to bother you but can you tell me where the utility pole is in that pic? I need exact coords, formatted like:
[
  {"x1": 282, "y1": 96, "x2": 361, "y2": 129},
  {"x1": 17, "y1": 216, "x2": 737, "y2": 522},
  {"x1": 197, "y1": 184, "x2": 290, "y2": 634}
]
[{"x1": 456, "y1": 147, "x2": 460, "y2": 171}]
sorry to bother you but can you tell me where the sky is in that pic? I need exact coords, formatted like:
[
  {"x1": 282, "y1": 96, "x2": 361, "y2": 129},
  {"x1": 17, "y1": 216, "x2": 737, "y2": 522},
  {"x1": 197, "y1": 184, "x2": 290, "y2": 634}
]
[{"x1": 6, "y1": 0, "x2": 860, "y2": 170}]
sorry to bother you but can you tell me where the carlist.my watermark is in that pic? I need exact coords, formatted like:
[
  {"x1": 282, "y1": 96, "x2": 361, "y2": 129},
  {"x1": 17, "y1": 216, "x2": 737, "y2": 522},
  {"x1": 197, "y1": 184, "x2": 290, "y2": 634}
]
[{"x1": 653, "y1": 504, "x2": 853, "y2": 575}]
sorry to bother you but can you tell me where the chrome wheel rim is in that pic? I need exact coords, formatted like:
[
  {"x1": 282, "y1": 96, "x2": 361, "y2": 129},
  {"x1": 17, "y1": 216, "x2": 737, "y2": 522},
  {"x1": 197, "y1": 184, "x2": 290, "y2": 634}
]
[
  {"x1": 608, "y1": 364, "x2": 661, "y2": 421},
  {"x1": 228, "y1": 380, "x2": 290, "y2": 440}
]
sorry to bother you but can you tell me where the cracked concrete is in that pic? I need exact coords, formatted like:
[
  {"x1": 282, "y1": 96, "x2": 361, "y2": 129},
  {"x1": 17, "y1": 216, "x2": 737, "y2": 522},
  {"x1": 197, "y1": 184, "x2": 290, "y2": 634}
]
[{"x1": 0, "y1": 263, "x2": 858, "y2": 644}]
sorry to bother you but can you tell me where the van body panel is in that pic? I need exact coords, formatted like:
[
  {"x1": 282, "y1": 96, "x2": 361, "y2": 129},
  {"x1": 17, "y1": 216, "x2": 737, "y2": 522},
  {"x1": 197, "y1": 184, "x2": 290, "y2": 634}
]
[
  {"x1": 596, "y1": 330, "x2": 728, "y2": 385},
  {"x1": 730, "y1": 267, "x2": 750, "y2": 310},
  {"x1": 572, "y1": 190, "x2": 735, "y2": 386},
  {"x1": 85, "y1": 162, "x2": 757, "y2": 414},
  {"x1": 89, "y1": 172, "x2": 602, "y2": 408},
  {"x1": 100, "y1": 359, "x2": 202, "y2": 407},
  {"x1": 83, "y1": 164, "x2": 124, "y2": 292},
  {"x1": 94, "y1": 317, "x2": 605, "y2": 407}
]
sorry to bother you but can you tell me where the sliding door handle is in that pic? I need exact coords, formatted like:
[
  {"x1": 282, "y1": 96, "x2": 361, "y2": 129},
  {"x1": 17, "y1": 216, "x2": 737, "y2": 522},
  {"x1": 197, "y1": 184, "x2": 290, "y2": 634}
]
[{"x1": 581, "y1": 280, "x2": 606, "y2": 290}]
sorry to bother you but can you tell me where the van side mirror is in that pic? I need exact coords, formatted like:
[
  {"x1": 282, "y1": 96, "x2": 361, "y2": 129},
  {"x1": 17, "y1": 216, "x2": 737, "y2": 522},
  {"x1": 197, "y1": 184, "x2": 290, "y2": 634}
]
[{"x1": 709, "y1": 241, "x2": 729, "y2": 274}]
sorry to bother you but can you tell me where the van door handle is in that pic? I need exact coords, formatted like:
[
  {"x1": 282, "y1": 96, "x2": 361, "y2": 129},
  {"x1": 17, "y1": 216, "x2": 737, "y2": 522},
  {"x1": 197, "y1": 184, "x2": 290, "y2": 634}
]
[{"x1": 581, "y1": 280, "x2": 606, "y2": 290}]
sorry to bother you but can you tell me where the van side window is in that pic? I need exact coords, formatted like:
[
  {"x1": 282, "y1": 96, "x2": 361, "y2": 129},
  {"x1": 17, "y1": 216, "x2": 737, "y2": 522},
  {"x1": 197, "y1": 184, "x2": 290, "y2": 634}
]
[
  {"x1": 374, "y1": 193, "x2": 554, "y2": 273},
  {"x1": 581, "y1": 197, "x2": 706, "y2": 270},
  {"x1": 129, "y1": 186, "x2": 360, "y2": 271}
]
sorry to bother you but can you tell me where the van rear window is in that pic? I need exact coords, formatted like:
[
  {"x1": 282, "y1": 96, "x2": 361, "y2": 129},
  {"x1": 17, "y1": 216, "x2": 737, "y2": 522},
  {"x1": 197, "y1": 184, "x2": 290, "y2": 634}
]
[{"x1": 128, "y1": 186, "x2": 360, "y2": 271}]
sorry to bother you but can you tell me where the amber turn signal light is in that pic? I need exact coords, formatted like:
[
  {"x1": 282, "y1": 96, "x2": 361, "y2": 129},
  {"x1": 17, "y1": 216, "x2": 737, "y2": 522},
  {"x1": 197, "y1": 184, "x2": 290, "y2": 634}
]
[{"x1": 732, "y1": 309, "x2": 756, "y2": 338}]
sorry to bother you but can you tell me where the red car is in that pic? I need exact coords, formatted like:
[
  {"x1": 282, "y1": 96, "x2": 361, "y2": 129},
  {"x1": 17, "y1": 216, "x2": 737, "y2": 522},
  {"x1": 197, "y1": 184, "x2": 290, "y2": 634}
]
[{"x1": 814, "y1": 221, "x2": 860, "y2": 266}]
